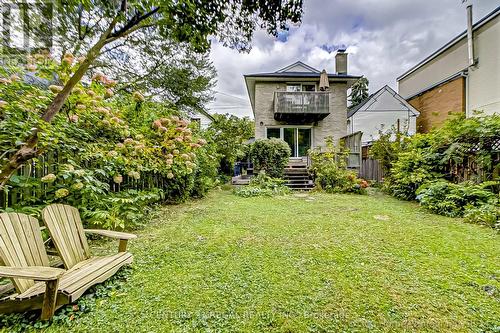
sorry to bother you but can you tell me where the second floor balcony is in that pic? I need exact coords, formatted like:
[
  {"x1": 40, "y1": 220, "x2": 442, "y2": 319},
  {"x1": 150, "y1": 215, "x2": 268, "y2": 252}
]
[{"x1": 274, "y1": 91, "x2": 330, "y2": 123}]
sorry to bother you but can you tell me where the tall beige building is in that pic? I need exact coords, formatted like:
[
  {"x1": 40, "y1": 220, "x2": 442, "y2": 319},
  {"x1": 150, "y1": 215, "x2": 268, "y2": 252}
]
[{"x1": 398, "y1": 5, "x2": 499, "y2": 132}]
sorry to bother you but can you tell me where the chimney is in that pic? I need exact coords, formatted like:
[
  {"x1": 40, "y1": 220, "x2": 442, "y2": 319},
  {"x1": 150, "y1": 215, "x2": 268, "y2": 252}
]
[
  {"x1": 335, "y1": 49, "x2": 348, "y2": 74},
  {"x1": 466, "y1": 5, "x2": 475, "y2": 66}
]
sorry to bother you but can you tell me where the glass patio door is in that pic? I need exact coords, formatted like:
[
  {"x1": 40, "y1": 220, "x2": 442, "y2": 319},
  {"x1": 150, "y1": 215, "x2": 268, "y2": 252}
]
[
  {"x1": 283, "y1": 128, "x2": 296, "y2": 156},
  {"x1": 267, "y1": 128, "x2": 311, "y2": 157},
  {"x1": 297, "y1": 128, "x2": 311, "y2": 157}
]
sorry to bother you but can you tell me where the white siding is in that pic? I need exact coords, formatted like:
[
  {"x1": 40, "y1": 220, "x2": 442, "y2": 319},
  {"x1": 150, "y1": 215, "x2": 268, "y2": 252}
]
[
  {"x1": 348, "y1": 87, "x2": 418, "y2": 144},
  {"x1": 468, "y1": 17, "x2": 500, "y2": 115}
]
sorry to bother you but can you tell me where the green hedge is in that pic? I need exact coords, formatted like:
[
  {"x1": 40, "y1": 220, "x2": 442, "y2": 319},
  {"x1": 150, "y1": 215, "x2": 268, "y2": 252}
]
[{"x1": 249, "y1": 138, "x2": 290, "y2": 178}]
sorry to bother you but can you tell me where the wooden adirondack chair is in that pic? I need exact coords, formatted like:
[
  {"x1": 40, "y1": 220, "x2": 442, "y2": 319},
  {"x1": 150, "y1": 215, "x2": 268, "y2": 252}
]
[
  {"x1": 0, "y1": 206, "x2": 136, "y2": 320},
  {"x1": 0, "y1": 212, "x2": 66, "y2": 319},
  {"x1": 41, "y1": 204, "x2": 136, "y2": 270}
]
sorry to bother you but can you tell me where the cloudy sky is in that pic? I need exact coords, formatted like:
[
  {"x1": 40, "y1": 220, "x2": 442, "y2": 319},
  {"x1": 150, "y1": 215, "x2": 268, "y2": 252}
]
[{"x1": 208, "y1": 0, "x2": 498, "y2": 118}]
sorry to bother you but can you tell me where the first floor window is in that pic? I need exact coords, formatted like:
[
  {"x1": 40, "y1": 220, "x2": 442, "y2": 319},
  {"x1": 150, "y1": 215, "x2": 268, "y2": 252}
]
[{"x1": 266, "y1": 128, "x2": 281, "y2": 139}]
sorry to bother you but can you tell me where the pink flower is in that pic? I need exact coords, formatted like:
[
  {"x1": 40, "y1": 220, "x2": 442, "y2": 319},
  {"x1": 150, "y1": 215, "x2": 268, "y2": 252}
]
[
  {"x1": 152, "y1": 120, "x2": 162, "y2": 128},
  {"x1": 69, "y1": 115, "x2": 79, "y2": 123}
]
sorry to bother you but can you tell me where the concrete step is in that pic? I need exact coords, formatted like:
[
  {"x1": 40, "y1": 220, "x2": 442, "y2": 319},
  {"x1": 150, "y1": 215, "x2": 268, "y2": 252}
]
[{"x1": 286, "y1": 179, "x2": 314, "y2": 184}]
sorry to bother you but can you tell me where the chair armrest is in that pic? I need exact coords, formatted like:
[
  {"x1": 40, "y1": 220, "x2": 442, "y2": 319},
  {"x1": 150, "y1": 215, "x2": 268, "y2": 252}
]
[
  {"x1": 0, "y1": 266, "x2": 64, "y2": 281},
  {"x1": 84, "y1": 229, "x2": 137, "y2": 240}
]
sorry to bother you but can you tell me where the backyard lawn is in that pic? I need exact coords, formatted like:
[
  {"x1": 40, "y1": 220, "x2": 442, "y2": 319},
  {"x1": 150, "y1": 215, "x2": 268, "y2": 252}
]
[{"x1": 46, "y1": 190, "x2": 499, "y2": 332}]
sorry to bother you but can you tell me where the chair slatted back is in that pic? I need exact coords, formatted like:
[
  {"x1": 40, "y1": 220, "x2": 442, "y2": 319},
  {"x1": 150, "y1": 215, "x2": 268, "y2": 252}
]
[
  {"x1": 0, "y1": 213, "x2": 50, "y2": 293},
  {"x1": 42, "y1": 204, "x2": 90, "y2": 269}
]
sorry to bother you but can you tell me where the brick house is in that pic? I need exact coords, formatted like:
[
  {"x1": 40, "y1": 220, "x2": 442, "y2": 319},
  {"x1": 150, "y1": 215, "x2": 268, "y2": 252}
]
[{"x1": 244, "y1": 52, "x2": 361, "y2": 160}]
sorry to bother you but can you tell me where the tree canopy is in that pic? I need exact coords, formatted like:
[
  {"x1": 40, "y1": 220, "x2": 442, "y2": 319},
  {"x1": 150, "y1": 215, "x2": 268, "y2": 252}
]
[
  {"x1": 348, "y1": 77, "x2": 369, "y2": 108},
  {"x1": 0, "y1": 0, "x2": 304, "y2": 187}
]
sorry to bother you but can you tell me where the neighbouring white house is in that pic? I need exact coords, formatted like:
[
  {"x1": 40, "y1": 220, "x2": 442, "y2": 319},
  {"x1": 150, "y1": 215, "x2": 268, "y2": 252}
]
[
  {"x1": 347, "y1": 85, "x2": 419, "y2": 145},
  {"x1": 186, "y1": 109, "x2": 214, "y2": 129}
]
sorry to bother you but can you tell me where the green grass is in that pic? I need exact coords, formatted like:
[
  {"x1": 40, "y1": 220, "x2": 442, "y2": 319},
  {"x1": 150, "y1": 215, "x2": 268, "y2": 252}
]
[{"x1": 47, "y1": 190, "x2": 499, "y2": 332}]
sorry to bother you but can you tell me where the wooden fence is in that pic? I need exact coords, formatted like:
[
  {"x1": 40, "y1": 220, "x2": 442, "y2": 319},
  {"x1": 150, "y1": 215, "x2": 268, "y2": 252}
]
[
  {"x1": 340, "y1": 132, "x2": 362, "y2": 170},
  {"x1": 360, "y1": 157, "x2": 384, "y2": 182},
  {"x1": 357, "y1": 141, "x2": 500, "y2": 184},
  {"x1": 0, "y1": 152, "x2": 169, "y2": 210}
]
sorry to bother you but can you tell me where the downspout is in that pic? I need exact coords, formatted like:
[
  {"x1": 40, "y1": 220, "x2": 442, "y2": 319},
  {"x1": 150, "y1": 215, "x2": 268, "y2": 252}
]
[
  {"x1": 466, "y1": 5, "x2": 475, "y2": 67},
  {"x1": 464, "y1": 70, "x2": 470, "y2": 117},
  {"x1": 465, "y1": 5, "x2": 475, "y2": 117}
]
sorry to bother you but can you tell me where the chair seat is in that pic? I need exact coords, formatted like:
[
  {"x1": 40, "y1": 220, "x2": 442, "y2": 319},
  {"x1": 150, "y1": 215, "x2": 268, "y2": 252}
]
[{"x1": 15, "y1": 252, "x2": 133, "y2": 302}]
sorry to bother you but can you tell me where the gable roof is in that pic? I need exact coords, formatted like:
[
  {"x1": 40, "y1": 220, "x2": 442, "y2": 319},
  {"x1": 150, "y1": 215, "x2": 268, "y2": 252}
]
[
  {"x1": 275, "y1": 61, "x2": 321, "y2": 73},
  {"x1": 244, "y1": 61, "x2": 362, "y2": 115},
  {"x1": 244, "y1": 60, "x2": 360, "y2": 79},
  {"x1": 347, "y1": 85, "x2": 420, "y2": 118},
  {"x1": 397, "y1": 5, "x2": 500, "y2": 81}
]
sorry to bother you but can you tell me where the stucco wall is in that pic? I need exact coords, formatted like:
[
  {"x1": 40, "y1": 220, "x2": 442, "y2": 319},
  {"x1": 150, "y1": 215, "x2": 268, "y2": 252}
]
[
  {"x1": 468, "y1": 17, "x2": 500, "y2": 116},
  {"x1": 398, "y1": 15, "x2": 499, "y2": 116},
  {"x1": 253, "y1": 81, "x2": 347, "y2": 149}
]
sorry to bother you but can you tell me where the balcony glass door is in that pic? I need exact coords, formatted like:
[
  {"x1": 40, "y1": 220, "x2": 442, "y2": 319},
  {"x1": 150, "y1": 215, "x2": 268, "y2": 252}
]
[{"x1": 266, "y1": 127, "x2": 312, "y2": 157}]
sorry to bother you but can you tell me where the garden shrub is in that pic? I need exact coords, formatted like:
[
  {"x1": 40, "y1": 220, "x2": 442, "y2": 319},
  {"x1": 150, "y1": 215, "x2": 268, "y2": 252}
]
[
  {"x1": 233, "y1": 173, "x2": 290, "y2": 197},
  {"x1": 310, "y1": 138, "x2": 367, "y2": 194},
  {"x1": 205, "y1": 114, "x2": 254, "y2": 175},
  {"x1": 463, "y1": 204, "x2": 499, "y2": 229},
  {"x1": 0, "y1": 53, "x2": 223, "y2": 229},
  {"x1": 386, "y1": 149, "x2": 439, "y2": 200},
  {"x1": 370, "y1": 114, "x2": 500, "y2": 202},
  {"x1": 416, "y1": 180, "x2": 498, "y2": 218},
  {"x1": 249, "y1": 138, "x2": 291, "y2": 178}
]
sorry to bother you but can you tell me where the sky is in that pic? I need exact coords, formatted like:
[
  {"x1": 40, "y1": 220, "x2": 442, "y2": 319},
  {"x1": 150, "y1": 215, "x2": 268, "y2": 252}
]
[{"x1": 208, "y1": 0, "x2": 499, "y2": 118}]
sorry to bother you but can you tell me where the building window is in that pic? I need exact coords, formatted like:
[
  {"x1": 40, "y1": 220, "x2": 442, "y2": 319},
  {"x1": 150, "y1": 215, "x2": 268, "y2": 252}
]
[{"x1": 266, "y1": 128, "x2": 281, "y2": 139}]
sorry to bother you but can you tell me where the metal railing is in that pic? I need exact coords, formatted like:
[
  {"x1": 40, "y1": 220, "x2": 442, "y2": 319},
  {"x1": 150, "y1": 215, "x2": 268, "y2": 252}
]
[{"x1": 274, "y1": 91, "x2": 329, "y2": 114}]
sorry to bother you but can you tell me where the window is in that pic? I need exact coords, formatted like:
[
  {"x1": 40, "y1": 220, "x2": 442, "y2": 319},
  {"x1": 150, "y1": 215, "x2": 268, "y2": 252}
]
[{"x1": 266, "y1": 128, "x2": 281, "y2": 139}]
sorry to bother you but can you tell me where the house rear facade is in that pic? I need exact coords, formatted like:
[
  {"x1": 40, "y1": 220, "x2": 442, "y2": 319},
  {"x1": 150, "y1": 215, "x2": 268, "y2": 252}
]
[{"x1": 244, "y1": 52, "x2": 361, "y2": 158}]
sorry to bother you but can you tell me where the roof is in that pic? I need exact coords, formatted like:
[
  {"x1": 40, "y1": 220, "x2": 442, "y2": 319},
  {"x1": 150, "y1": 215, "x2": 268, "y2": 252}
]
[
  {"x1": 347, "y1": 85, "x2": 420, "y2": 118},
  {"x1": 397, "y1": 5, "x2": 500, "y2": 81},
  {"x1": 276, "y1": 61, "x2": 320, "y2": 73},
  {"x1": 245, "y1": 60, "x2": 360, "y2": 79},
  {"x1": 244, "y1": 60, "x2": 362, "y2": 115},
  {"x1": 244, "y1": 72, "x2": 361, "y2": 79}
]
